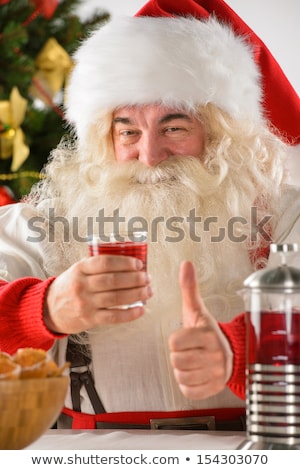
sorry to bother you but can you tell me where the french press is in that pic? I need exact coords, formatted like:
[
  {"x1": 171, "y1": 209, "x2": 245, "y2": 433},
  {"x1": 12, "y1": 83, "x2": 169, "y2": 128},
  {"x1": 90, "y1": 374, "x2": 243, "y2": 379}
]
[{"x1": 238, "y1": 243, "x2": 300, "y2": 449}]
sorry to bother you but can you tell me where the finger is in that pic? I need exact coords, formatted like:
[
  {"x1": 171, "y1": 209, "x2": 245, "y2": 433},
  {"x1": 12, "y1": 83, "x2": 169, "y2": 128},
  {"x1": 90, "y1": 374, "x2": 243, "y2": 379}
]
[
  {"x1": 93, "y1": 305, "x2": 146, "y2": 326},
  {"x1": 170, "y1": 348, "x2": 203, "y2": 370},
  {"x1": 179, "y1": 260, "x2": 207, "y2": 328},
  {"x1": 173, "y1": 366, "x2": 226, "y2": 400},
  {"x1": 86, "y1": 271, "x2": 150, "y2": 293},
  {"x1": 80, "y1": 255, "x2": 144, "y2": 275},
  {"x1": 90, "y1": 284, "x2": 153, "y2": 309},
  {"x1": 60, "y1": 304, "x2": 146, "y2": 334},
  {"x1": 169, "y1": 326, "x2": 208, "y2": 352},
  {"x1": 177, "y1": 380, "x2": 225, "y2": 401},
  {"x1": 170, "y1": 348, "x2": 226, "y2": 374}
]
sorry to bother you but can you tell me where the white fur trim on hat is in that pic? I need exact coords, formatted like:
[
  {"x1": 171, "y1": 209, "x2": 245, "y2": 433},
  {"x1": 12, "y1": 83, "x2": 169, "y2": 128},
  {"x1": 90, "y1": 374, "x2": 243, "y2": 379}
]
[{"x1": 66, "y1": 15, "x2": 263, "y2": 141}]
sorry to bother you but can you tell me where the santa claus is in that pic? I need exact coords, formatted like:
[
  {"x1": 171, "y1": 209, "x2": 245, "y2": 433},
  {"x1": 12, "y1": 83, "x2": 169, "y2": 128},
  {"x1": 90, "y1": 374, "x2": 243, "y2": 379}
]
[{"x1": 0, "y1": 0, "x2": 300, "y2": 431}]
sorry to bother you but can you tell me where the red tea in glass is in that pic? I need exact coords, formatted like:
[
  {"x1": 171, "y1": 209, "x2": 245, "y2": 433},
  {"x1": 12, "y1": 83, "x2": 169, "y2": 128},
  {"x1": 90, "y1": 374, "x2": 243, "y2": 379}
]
[
  {"x1": 88, "y1": 232, "x2": 147, "y2": 271},
  {"x1": 88, "y1": 232, "x2": 148, "y2": 309}
]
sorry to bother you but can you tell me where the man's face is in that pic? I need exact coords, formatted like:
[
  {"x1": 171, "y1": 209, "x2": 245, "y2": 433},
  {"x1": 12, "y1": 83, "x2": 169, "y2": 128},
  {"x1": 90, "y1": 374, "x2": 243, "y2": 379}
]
[{"x1": 112, "y1": 104, "x2": 205, "y2": 167}]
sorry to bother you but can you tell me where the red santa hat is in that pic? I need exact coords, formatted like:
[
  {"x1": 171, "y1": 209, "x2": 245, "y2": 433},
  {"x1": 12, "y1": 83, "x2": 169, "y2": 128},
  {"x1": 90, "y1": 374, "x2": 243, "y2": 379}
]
[
  {"x1": 66, "y1": 0, "x2": 300, "y2": 146},
  {"x1": 136, "y1": 0, "x2": 300, "y2": 145}
]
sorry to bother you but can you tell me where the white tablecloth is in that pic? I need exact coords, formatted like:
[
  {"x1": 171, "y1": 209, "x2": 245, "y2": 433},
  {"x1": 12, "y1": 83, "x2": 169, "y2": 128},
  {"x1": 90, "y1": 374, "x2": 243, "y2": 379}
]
[{"x1": 26, "y1": 429, "x2": 247, "y2": 450}]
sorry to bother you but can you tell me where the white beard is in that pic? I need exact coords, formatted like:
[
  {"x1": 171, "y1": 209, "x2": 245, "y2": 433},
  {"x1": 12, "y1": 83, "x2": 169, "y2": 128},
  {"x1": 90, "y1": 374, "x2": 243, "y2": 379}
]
[
  {"x1": 44, "y1": 154, "x2": 272, "y2": 413},
  {"x1": 43, "y1": 155, "x2": 264, "y2": 323}
]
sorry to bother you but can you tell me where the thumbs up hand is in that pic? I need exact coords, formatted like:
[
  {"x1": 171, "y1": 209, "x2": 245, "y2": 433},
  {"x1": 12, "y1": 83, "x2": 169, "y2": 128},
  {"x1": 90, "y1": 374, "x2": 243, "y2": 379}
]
[{"x1": 168, "y1": 261, "x2": 233, "y2": 400}]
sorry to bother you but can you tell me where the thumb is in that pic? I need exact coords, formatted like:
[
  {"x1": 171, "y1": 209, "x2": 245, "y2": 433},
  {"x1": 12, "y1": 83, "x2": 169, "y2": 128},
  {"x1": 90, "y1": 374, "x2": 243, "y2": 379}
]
[{"x1": 179, "y1": 260, "x2": 207, "y2": 328}]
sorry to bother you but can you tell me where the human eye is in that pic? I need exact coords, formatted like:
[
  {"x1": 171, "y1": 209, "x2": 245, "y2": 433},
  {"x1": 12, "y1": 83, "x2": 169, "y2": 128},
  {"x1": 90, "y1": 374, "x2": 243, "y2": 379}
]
[
  {"x1": 119, "y1": 129, "x2": 136, "y2": 137},
  {"x1": 165, "y1": 126, "x2": 181, "y2": 133},
  {"x1": 114, "y1": 127, "x2": 140, "y2": 144},
  {"x1": 163, "y1": 125, "x2": 188, "y2": 137}
]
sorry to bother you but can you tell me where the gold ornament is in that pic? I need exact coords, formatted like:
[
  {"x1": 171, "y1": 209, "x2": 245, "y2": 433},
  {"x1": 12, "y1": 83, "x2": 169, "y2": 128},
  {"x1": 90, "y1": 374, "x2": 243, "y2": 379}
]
[
  {"x1": 30, "y1": 38, "x2": 73, "y2": 104},
  {"x1": 0, "y1": 87, "x2": 30, "y2": 171}
]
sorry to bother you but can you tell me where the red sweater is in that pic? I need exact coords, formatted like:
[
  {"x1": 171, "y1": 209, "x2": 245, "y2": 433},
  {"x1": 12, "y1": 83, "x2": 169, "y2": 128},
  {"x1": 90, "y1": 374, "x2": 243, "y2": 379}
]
[{"x1": 0, "y1": 277, "x2": 246, "y2": 400}]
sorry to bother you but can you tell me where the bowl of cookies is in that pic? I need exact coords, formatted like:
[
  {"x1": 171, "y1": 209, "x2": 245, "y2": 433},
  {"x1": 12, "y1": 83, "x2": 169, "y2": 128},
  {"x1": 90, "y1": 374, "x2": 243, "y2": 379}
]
[{"x1": 0, "y1": 348, "x2": 69, "y2": 450}]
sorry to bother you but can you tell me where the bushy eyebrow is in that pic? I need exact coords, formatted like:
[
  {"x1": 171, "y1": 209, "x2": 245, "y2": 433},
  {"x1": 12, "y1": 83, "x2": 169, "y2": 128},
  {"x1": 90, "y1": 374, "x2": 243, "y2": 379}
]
[
  {"x1": 113, "y1": 113, "x2": 193, "y2": 126},
  {"x1": 159, "y1": 113, "x2": 193, "y2": 124},
  {"x1": 113, "y1": 117, "x2": 132, "y2": 125}
]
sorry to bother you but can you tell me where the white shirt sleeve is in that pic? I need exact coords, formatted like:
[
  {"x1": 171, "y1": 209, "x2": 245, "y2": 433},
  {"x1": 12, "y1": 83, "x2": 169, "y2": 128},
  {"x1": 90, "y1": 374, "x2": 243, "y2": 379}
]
[{"x1": 0, "y1": 202, "x2": 49, "y2": 281}]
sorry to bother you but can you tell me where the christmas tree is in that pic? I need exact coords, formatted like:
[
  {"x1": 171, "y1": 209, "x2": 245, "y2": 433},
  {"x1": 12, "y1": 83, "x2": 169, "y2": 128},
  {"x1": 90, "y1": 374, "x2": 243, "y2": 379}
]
[{"x1": 0, "y1": 0, "x2": 109, "y2": 203}]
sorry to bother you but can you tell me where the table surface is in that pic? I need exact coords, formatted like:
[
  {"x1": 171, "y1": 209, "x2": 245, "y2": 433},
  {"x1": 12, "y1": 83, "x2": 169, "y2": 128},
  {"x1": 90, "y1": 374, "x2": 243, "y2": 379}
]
[{"x1": 26, "y1": 429, "x2": 247, "y2": 450}]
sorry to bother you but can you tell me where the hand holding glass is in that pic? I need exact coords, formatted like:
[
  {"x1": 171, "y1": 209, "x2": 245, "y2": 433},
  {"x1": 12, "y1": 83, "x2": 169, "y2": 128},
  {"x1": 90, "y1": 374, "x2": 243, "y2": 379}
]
[{"x1": 88, "y1": 231, "x2": 148, "y2": 309}]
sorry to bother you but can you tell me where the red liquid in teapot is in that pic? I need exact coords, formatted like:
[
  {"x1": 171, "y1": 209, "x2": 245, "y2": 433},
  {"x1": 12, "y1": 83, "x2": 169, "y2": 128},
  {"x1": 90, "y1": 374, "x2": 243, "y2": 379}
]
[{"x1": 247, "y1": 310, "x2": 300, "y2": 365}]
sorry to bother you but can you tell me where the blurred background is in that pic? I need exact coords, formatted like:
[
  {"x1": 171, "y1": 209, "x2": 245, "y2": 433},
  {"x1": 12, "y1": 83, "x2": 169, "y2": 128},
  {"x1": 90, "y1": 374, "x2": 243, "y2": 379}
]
[{"x1": 0, "y1": 0, "x2": 299, "y2": 205}]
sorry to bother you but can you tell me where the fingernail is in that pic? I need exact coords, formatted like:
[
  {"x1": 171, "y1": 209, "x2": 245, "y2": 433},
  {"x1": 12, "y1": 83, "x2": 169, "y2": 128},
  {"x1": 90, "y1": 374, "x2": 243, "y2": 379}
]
[{"x1": 136, "y1": 259, "x2": 143, "y2": 269}]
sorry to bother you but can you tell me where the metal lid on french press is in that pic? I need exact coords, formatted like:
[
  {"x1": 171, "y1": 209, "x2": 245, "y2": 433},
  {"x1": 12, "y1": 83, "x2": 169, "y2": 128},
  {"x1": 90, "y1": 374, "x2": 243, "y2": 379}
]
[{"x1": 243, "y1": 243, "x2": 300, "y2": 292}]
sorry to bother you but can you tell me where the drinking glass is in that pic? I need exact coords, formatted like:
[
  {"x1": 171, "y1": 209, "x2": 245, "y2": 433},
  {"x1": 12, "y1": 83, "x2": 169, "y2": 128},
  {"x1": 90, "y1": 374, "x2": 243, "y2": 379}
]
[{"x1": 88, "y1": 231, "x2": 147, "y2": 309}]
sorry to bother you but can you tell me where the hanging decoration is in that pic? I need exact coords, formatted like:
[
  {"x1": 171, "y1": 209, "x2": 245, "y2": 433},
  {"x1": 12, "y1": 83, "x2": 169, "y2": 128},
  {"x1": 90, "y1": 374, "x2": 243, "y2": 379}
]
[
  {"x1": 0, "y1": 185, "x2": 16, "y2": 206},
  {"x1": 30, "y1": 38, "x2": 73, "y2": 111},
  {"x1": 0, "y1": 87, "x2": 30, "y2": 172},
  {"x1": 31, "y1": 0, "x2": 59, "y2": 20}
]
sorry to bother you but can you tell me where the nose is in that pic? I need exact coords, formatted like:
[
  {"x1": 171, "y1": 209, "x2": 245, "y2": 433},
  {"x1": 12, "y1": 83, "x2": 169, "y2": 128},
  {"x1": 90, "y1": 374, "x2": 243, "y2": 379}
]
[{"x1": 137, "y1": 133, "x2": 169, "y2": 167}]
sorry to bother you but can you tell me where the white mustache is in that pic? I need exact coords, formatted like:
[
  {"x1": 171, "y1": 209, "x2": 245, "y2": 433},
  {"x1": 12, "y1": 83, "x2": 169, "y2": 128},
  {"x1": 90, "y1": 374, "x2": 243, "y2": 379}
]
[
  {"x1": 121, "y1": 157, "x2": 188, "y2": 184},
  {"x1": 104, "y1": 156, "x2": 222, "y2": 197}
]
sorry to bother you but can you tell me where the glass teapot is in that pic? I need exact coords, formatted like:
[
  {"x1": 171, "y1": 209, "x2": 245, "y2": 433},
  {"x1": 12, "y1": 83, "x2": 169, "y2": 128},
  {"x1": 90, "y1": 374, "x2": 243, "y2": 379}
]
[{"x1": 238, "y1": 243, "x2": 300, "y2": 450}]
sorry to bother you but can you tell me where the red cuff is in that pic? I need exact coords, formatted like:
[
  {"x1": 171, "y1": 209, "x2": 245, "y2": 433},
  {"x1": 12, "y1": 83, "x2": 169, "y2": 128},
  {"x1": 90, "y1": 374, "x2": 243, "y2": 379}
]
[
  {"x1": 219, "y1": 313, "x2": 246, "y2": 400},
  {"x1": 0, "y1": 277, "x2": 66, "y2": 354}
]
